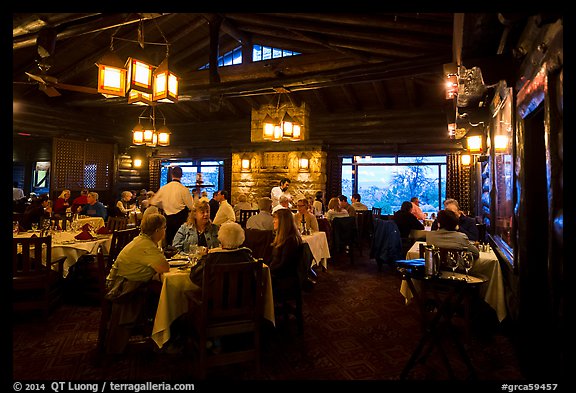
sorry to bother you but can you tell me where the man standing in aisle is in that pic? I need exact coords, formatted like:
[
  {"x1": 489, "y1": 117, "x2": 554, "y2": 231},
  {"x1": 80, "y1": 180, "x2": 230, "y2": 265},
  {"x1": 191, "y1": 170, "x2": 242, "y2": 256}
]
[
  {"x1": 149, "y1": 166, "x2": 195, "y2": 246},
  {"x1": 271, "y1": 178, "x2": 291, "y2": 208}
]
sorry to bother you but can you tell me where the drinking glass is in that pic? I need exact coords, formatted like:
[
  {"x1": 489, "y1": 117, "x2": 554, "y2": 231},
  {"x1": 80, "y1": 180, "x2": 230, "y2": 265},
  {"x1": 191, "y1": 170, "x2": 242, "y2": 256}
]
[
  {"x1": 461, "y1": 251, "x2": 474, "y2": 281},
  {"x1": 447, "y1": 251, "x2": 458, "y2": 278},
  {"x1": 13, "y1": 221, "x2": 19, "y2": 235},
  {"x1": 31, "y1": 223, "x2": 39, "y2": 232}
]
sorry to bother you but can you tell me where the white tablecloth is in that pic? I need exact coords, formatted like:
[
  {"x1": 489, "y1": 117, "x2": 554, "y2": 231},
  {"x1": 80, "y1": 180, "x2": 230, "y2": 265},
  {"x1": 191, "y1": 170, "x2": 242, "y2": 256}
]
[
  {"x1": 15, "y1": 231, "x2": 112, "y2": 278},
  {"x1": 151, "y1": 264, "x2": 275, "y2": 349},
  {"x1": 403, "y1": 241, "x2": 507, "y2": 322},
  {"x1": 75, "y1": 216, "x2": 105, "y2": 231},
  {"x1": 302, "y1": 231, "x2": 331, "y2": 270}
]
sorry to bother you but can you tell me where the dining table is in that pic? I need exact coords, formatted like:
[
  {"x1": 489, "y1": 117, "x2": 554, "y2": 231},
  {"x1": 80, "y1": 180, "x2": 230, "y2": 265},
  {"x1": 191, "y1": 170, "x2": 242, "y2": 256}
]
[
  {"x1": 74, "y1": 216, "x2": 105, "y2": 231},
  {"x1": 302, "y1": 231, "x2": 331, "y2": 270},
  {"x1": 13, "y1": 229, "x2": 112, "y2": 278},
  {"x1": 402, "y1": 240, "x2": 507, "y2": 322},
  {"x1": 151, "y1": 262, "x2": 275, "y2": 349}
]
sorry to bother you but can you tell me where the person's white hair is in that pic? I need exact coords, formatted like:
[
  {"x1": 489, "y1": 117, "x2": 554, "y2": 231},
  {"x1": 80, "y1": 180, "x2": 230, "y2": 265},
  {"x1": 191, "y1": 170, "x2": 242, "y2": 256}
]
[{"x1": 217, "y1": 222, "x2": 245, "y2": 249}]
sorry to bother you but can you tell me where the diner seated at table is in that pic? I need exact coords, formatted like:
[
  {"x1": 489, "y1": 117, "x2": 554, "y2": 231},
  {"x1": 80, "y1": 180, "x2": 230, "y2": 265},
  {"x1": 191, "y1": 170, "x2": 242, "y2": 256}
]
[
  {"x1": 325, "y1": 197, "x2": 349, "y2": 221},
  {"x1": 272, "y1": 194, "x2": 291, "y2": 214},
  {"x1": 20, "y1": 193, "x2": 51, "y2": 230},
  {"x1": 104, "y1": 213, "x2": 170, "y2": 354},
  {"x1": 172, "y1": 200, "x2": 220, "y2": 253},
  {"x1": 430, "y1": 198, "x2": 479, "y2": 241},
  {"x1": 78, "y1": 192, "x2": 107, "y2": 220},
  {"x1": 351, "y1": 193, "x2": 368, "y2": 211},
  {"x1": 189, "y1": 222, "x2": 257, "y2": 288},
  {"x1": 70, "y1": 189, "x2": 89, "y2": 214},
  {"x1": 313, "y1": 190, "x2": 325, "y2": 217},
  {"x1": 115, "y1": 190, "x2": 137, "y2": 217},
  {"x1": 53, "y1": 189, "x2": 71, "y2": 216},
  {"x1": 246, "y1": 197, "x2": 274, "y2": 231},
  {"x1": 212, "y1": 190, "x2": 236, "y2": 226},
  {"x1": 392, "y1": 201, "x2": 425, "y2": 238},
  {"x1": 233, "y1": 193, "x2": 254, "y2": 222},
  {"x1": 269, "y1": 208, "x2": 302, "y2": 280},
  {"x1": 338, "y1": 195, "x2": 356, "y2": 217},
  {"x1": 426, "y1": 209, "x2": 479, "y2": 259},
  {"x1": 293, "y1": 197, "x2": 319, "y2": 233}
]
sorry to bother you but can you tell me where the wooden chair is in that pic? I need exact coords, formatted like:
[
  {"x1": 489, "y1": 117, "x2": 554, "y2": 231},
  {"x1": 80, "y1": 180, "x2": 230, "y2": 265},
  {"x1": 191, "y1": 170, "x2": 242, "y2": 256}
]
[
  {"x1": 70, "y1": 227, "x2": 140, "y2": 306},
  {"x1": 239, "y1": 209, "x2": 259, "y2": 228},
  {"x1": 13, "y1": 235, "x2": 66, "y2": 317},
  {"x1": 108, "y1": 227, "x2": 140, "y2": 267},
  {"x1": 242, "y1": 229, "x2": 275, "y2": 263},
  {"x1": 187, "y1": 260, "x2": 264, "y2": 379},
  {"x1": 95, "y1": 240, "x2": 155, "y2": 359},
  {"x1": 330, "y1": 216, "x2": 357, "y2": 263},
  {"x1": 355, "y1": 210, "x2": 374, "y2": 253},
  {"x1": 272, "y1": 242, "x2": 313, "y2": 335},
  {"x1": 106, "y1": 216, "x2": 128, "y2": 232}
]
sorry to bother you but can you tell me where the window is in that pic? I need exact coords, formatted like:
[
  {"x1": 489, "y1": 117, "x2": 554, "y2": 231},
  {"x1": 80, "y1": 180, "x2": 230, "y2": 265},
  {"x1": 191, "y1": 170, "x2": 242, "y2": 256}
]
[
  {"x1": 491, "y1": 88, "x2": 514, "y2": 252},
  {"x1": 32, "y1": 161, "x2": 50, "y2": 195},
  {"x1": 200, "y1": 45, "x2": 301, "y2": 69},
  {"x1": 342, "y1": 156, "x2": 446, "y2": 214},
  {"x1": 160, "y1": 160, "x2": 224, "y2": 196}
]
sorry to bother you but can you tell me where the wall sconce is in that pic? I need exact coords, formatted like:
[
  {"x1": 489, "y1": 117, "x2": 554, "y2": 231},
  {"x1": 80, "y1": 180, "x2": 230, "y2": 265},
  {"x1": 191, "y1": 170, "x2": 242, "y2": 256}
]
[
  {"x1": 494, "y1": 135, "x2": 509, "y2": 152},
  {"x1": 467, "y1": 135, "x2": 483, "y2": 153},
  {"x1": 460, "y1": 153, "x2": 471, "y2": 166},
  {"x1": 298, "y1": 154, "x2": 309, "y2": 171},
  {"x1": 133, "y1": 158, "x2": 143, "y2": 168},
  {"x1": 241, "y1": 157, "x2": 251, "y2": 171},
  {"x1": 443, "y1": 63, "x2": 459, "y2": 100},
  {"x1": 466, "y1": 122, "x2": 485, "y2": 154},
  {"x1": 448, "y1": 123, "x2": 457, "y2": 139}
]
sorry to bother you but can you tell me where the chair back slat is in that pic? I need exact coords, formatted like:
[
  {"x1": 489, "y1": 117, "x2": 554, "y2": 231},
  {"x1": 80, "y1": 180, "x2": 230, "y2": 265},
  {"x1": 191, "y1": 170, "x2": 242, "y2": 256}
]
[
  {"x1": 239, "y1": 209, "x2": 259, "y2": 228},
  {"x1": 108, "y1": 228, "x2": 140, "y2": 269},
  {"x1": 13, "y1": 235, "x2": 52, "y2": 276},
  {"x1": 107, "y1": 216, "x2": 128, "y2": 232}
]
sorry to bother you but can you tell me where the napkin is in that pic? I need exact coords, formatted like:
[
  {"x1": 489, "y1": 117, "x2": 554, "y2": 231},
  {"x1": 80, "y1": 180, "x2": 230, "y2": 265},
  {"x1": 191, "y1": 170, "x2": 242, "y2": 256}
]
[
  {"x1": 75, "y1": 230, "x2": 95, "y2": 240},
  {"x1": 96, "y1": 226, "x2": 112, "y2": 234},
  {"x1": 81, "y1": 223, "x2": 92, "y2": 231},
  {"x1": 30, "y1": 234, "x2": 38, "y2": 238}
]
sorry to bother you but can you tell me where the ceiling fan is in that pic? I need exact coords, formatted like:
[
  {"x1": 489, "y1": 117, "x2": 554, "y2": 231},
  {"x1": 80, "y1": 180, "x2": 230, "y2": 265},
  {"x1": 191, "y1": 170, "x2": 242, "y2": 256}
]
[{"x1": 14, "y1": 72, "x2": 99, "y2": 97}]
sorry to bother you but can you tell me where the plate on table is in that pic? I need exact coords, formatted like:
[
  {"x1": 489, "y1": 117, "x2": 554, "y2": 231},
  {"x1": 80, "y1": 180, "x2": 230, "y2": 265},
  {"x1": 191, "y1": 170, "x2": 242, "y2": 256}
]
[{"x1": 169, "y1": 259, "x2": 189, "y2": 267}]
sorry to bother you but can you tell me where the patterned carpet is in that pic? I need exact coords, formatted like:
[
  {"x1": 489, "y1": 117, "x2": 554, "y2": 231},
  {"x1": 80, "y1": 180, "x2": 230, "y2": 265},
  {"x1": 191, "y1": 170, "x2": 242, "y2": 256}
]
[{"x1": 12, "y1": 248, "x2": 526, "y2": 383}]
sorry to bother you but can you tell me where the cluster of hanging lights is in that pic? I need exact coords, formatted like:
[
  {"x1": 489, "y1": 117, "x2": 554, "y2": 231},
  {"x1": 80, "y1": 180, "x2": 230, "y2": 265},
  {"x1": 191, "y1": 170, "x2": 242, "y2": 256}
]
[
  {"x1": 261, "y1": 92, "x2": 302, "y2": 142},
  {"x1": 95, "y1": 17, "x2": 178, "y2": 147}
]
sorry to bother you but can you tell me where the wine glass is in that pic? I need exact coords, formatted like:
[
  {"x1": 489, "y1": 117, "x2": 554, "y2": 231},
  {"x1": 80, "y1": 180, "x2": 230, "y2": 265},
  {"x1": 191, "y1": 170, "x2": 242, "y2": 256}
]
[
  {"x1": 461, "y1": 251, "x2": 474, "y2": 281},
  {"x1": 446, "y1": 251, "x2": 459, "y2": 278},
  {"x1": 31, "y1": 223, "x2": 39, "y2": 232},
  {"x1": 13, "y1": 221, "x2": 20, "y2": 235}
]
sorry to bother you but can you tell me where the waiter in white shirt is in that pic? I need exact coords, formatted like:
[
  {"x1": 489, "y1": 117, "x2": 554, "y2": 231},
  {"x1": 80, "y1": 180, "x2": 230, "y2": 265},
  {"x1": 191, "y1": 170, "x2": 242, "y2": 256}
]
[
  {"x1": 149, "y1": 166, "x2": 195, "y2": 246},
  {"x1": 271, "y1": 177, "x2": 292, "y2": 208}
]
